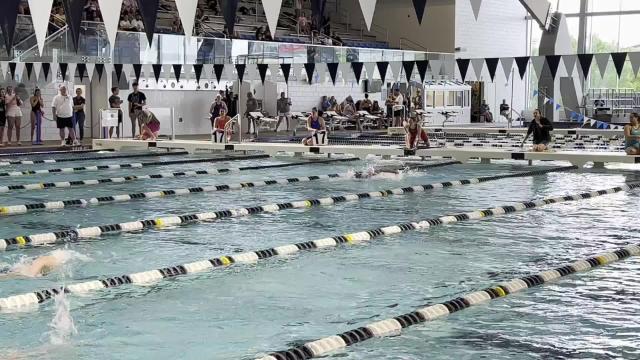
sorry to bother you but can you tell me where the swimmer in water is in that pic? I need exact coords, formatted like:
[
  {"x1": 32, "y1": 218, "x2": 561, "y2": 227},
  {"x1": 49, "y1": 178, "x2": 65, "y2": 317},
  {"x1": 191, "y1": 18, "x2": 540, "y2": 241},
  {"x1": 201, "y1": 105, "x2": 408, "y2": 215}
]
[{"x1": 0, "y1": 250, "x2": 80, "y2": 279}]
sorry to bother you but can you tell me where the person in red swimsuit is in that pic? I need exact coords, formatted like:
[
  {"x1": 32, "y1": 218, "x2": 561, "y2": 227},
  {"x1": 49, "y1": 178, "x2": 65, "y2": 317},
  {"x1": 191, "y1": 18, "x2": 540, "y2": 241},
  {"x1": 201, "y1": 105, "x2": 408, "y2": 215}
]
[
  {"x1": 213, "y1": 108, "x2": 233, "y2": 142},
  {"x1": 404, "y1": 117, "x2": 430, "y2": 149}
]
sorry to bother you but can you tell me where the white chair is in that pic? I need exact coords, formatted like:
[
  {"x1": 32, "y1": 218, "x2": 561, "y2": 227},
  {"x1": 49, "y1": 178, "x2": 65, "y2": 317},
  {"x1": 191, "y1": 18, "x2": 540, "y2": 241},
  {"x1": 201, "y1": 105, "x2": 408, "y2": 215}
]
[
  {"x1": 248, "y1": 112, "x2": 278, "y2": 136},
  {"x1": 290, "y1": 112, "x2": 308, "y2": 136}
]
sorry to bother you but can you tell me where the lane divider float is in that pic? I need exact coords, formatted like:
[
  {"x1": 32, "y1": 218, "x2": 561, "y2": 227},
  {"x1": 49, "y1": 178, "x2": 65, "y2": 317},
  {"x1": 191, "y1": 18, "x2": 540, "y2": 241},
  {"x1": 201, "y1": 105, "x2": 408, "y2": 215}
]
[
  {"x1": 256, "y1": 243, "x2": 640, "y2": 360},
  {"x1": 0, "y1": 161, "x2": 463, "y2": 215},
  {"x1": 0, "y1": 154, "x2": 272, "y2": 178},
  {"x1": 0, "y1": 148, "x2": 115, "y2": 158},
  {"x1": 0, "y1": 171, "x2": 618, "y2": 311},
  {"x1": 0, "y1": 151, "x2": 189, "y2": 166},
  {"x1": 0, "y1": 165, "x2": 575, "y2": 249}
]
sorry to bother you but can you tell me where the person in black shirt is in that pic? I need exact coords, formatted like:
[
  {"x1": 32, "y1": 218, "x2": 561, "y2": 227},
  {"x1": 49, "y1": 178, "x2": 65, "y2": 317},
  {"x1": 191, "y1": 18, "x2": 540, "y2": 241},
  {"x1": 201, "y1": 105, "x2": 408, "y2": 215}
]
[
  {"x1": 127, "y1": 82, "x2": 147, "y2": 138},
  {"x1": 109, "y1": 87, "x2": 123, "y2": 138},
  {"x1": 0, "y1": 88, "x2": 5, "y2": 146},
  {"x1": 522, "y1": 109, "x2": 553, "y2": 152}
]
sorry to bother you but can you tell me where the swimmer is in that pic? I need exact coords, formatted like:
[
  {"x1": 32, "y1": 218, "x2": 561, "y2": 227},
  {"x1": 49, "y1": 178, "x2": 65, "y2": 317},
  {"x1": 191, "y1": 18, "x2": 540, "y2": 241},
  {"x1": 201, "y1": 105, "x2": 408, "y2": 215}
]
[{"x1": 0, "y1": 250, "x2": 84, "y2": 279}]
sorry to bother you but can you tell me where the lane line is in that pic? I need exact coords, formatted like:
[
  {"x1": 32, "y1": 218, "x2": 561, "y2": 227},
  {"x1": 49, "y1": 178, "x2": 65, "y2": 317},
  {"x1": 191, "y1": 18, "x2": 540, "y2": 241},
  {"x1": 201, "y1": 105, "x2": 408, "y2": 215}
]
[{"x1": 0, "y1": 151, "x2": 189, "y2": 166}]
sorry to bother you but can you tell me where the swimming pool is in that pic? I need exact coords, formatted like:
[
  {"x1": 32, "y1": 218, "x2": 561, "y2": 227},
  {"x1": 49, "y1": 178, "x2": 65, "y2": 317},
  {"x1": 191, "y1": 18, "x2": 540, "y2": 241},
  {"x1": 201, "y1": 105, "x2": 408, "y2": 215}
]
[{"x1": 0, "y1": 150, "x2": 639, "y2": 359}]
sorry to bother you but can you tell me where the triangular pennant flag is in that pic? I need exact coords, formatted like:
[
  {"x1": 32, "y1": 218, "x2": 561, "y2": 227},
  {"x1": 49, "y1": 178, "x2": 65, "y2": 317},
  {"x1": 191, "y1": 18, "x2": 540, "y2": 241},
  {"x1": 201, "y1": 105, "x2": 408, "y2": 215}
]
[
  {"x1": 327, "y1": 63, "x2": 339, "y2": 85},
  {"x1": 531, "y1": 56, "x2": 545, "y2": 79},
  {"x1": 8, "y1": 63, "x2": 16, "y2": 80},
  {"x1": 429, "y1": 60, "x2": 442, "y2": 78},
  {"x1": 42, "y1": 62, "x2": 51, "y2": 81},
  {"x1": 152, "y1": 64, "x2": 162, "y2": 82},
  {"x1": 339, "y1": 63, "x2": 352, "y2": 82},
  {"x1": 86, "y1": 63, "x2": 95, "y2": 82},
  {"x1": 98, "y1": 0, "x2": 123, "y2": 49},
  {"x1": 515, "y1": 56, "x2": 530, "y2": 79},
  {"x1": 193, "y1": 64, "x2": 203, "y2": 83},
  {"x1": 68, "y1": 63, "x2": 77, "y2": 81},
  {"x1": 470, "y1": 0, "x2": 483, "y2": 20},
  {"x1": 173, "y1": 64, "x2": 182, "y2": 82},
  {"x1": 203, "y1": 64, "x2": 213, "y2": 81},
  {"x1": 183, "y1": 64, "x2": 193, "y2": 81},
  {"x1": 500, "y1": 57, "x2": 514, "y2": 80},
  {"x1": 594, "y1": 53, "x2": 610, "y2": 78},
  {"x1": 577, "y1": 53, "x2": 593, "y2": 77},
  {"x1": 389, "y1": 61, "x2": 402, "y2": 81},
  {"x1": 28, "y1": 0, "x2": 54, "y2": 56},
  {"x1": 304, "y1": 63, "x2": 315, "y2": 84},
  {"x1": 546, "y1": 55, "x2": 562, "y2": 79},
  {"x1": 611, "y1": 52, "x2": 627, "y2": 78},
  {"x1": 223, "y1": 0, "x2": 240, "y2": 36},
  {"x1": 95, "y1": 63, "x2": 105, "y2": 81},
  {"x1": 50, "y1": 62, "x2": 59, "y2": 81},
  {"x1": 59, "y1": 63, "x2": 68, "y2": 81},
  {"x1": 175, "y1": 0, "x2": 198, "y2": 41},
  {"x1": 485, "y1": 58, "x2": 499, "y2": 81},
  {"x1": 257, "y1": 64, "x2": 269, "y2": 84},
  {"x1": 268, "y1": 64, "x2": 280, "y2": 81},
  {"x1": 543, "y1": 97, "x2": 550, "y2": 105},
  {"x1": 280, "y1": 63, "x2": 291, "y2": 83},
  {"x1": 471, "y1": 58, "x2": 484, "y2": 80},
  {"x1": 377, "y1": 62, "x2": 389, "y2": 83},
  {"x1": 213, "y1": 64, "x2": 224, "y2": 83},
  {"x1": 14, "y1": 62, "x2": 25, "y2": 81},
  {"x1": 316, "y1": 63, "x2": 326, "y2": 83},
  {"x1": 262, "y1": 0, "x2": 283, "y2": 38},
  {"x1": 133, "y1": 64, "x2": 142, "y2": 82},
  {"x1": 137, "y1": 0, "x2": 160, "y2": 46},
  {"x1": 235, "y1": 64, "x2": 246, "y2": 82},
  {"x1": 412, "y1": 0, "x2": 427, "y2": 24},
  {"x1": 0, "y1": 0, "x2": 22, "y2": 55},
  {"x1": 25, "y1": 63, "x2": 34, "y2": 80},
  {"x1": 555, "y1": 103, "x2": 562, "y2": 111},
  {"x1": 456, "y1": 58, "x2": 470, "y2": 81},
  {"x1": 245, "y1": 63, "x2": 257, "y2": 81},
  {"x1": 33, "y1": 62, "x2": 42, "y2": 81},
  {"x1": 352, "y1": 62, "x2": 364, "y2": 83},
  {"x1": 364, "y1": 62, "x2": 375, "y2": 81},
  {"x1": 416, "y1": 60, "x2": 429, "y2": 82},
  {"x1": 77, "y1": 63, "x2": 87, "y2": 82},
  {"x1": 629, "y1": 52, "x2": 640, "y2": 77},
  {"x1": 402, "y1": 61, "x2": 415, "y2": 81},
  {"x1": 562, "y1": 55, "x2": 577, "y2": 76},
  {"x1": 62, "y1": 0, "x2": 84, "y2": 52},
  {"x1": 358, "y1": 0, "x2": 377, "y2": 31},
  {"x1": 114, "y1": 64, "x2": 123, "y2": 82}
]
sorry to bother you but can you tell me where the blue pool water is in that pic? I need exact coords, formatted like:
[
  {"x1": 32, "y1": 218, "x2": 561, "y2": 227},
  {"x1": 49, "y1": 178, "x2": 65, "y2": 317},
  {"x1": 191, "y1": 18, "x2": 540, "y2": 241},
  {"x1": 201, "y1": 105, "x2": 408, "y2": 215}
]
[{"x1": 0, "y1": 151, "x2": 639, "y2": 359}]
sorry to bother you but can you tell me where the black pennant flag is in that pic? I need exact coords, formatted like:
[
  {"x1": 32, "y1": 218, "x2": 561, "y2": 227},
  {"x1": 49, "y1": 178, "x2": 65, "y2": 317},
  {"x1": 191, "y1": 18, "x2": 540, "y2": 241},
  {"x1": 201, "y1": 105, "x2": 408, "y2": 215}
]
[
  {"x1": 59, "y1": 63, "x2": 68, "y2": 80},
  {"x1": 456, "y1": 58, "x2": 470, "y2": 80},
  {"x1": 235, "y1": 64, "x2": 246, "y2": 82},
  {"x1": 416, "y1": 60, "x2": 429, "y2": 83},
  {"x1": 327, "y1": 63, "x2": 339, "y2": 85},
  {"x1": 611, "y1": 52, "x2": 627, "y2": 78},
  {"x1": 213, "y1": 64, "x2": 224, "y2": 83},
  {"x1": 376, "y1": 62, "x2": 389, "y2": 83},
  {"x1": 577, "y1": 53, "x2": 593, "y2": 77},
  {"x1": 257, "y1": 64, "x2": 269, "y2": 84},
  {"x1": 173, "y1": 64, "x2": 182, "y2": 82},
  {"x1": 485, "y1": 58, "x2": 499, "y2": 81},
  {"x1": 42, "y1": 63, "x2": 51, "y2": 81},
  {"x1": 137, "y1": 0, "x2": 160, "y2": 45},
  {"x1": 351, "y1": 62, "x2": 364, "y2": 83},
  {"x1": 280, "y1": 63, "x2": 291, "y2": 83},
  {"x1": 223, "y1": 0, "x2": 240, "y2": 36},
  {"x1": 114, "y1": 64, "x2": 123, "y2": 82},
  {"x1": 0, "y1": 0, "x2": 22, "y2": 55},
  {"x1": 546, "y1": 55, "x2": 562, "y2": 79},
  {"x1": 412, "y1": 0, "x2": 427, "y2": 24},
  {"x1": 133, "y1": 64, "x2": 142, "y2": 82},
  {"x1": 62, "y1": 0, "x2": 84, "y2": 52},
  {"x1": 193, "y1": 64, "x2": 203, "y2": 83},
  {"x1": 9, "y1": 63, "x2": 16, "y2": 80},
  {"x1": 77, "y1": 63, "x2": 87, "y2": 82},
  {"x1": 514, "y1": 56, "x2": 530, "y2": 79},
  {"x1": 402, "y1": 61, "x2": 415, "y2": 81},
  {"x1": 25, "y1": 63, "x2": 34, "y2": 80},
  {"x1": 304, "y1": 63, "x2": 315, "y2": 84},
  {"x1": 95, "y1": 63, "x2": 104, "y2": 81},
  {"x1": 152, "y1": 64, "x2": 162, "y2": 82}
]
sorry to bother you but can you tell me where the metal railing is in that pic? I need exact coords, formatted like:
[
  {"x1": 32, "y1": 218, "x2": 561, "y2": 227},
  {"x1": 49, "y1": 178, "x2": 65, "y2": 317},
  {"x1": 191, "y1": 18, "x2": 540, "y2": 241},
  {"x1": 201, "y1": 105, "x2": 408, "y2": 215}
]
[{"x1": 399, "y1": 37, "x2": 429, "y2": 52}]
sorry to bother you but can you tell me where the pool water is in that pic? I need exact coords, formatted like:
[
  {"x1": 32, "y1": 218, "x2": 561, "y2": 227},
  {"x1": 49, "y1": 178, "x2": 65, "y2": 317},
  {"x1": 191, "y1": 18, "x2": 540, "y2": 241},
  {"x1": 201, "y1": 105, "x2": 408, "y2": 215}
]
[{"x1": 0, "y1": 151, "x2": 639, "y2": 359}]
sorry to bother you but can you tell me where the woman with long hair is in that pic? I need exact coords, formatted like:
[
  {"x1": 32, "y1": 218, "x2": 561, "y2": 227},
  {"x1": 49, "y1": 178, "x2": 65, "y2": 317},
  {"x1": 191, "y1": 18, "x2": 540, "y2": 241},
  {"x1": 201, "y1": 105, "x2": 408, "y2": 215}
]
[
  {"x1": 5, "y1": 86, "x2": 23, "y2": 145},
  {"x1": 30, "y1": 88, "x2": 44, "y2": 143}
]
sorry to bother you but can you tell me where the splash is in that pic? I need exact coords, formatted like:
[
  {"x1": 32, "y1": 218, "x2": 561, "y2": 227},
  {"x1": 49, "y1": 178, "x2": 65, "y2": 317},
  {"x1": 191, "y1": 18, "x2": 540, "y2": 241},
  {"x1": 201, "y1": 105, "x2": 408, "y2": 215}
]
[
  {"x1": 9, "y1": 250, "x2": 92, "y2": 278},
  {"x1": 48, "y1": 292, "x2": 78, "y2": 345}
]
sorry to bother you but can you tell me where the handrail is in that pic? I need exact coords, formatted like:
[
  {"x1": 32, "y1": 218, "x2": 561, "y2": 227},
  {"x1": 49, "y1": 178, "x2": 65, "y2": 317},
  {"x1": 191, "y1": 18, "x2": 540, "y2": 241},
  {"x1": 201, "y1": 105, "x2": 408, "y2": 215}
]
[
  {"x1": 224, "y1": 114, "x2": 240, "y2": 143},
  {"x1": 399, "y1": 37, "x2": 429, "y2": 52},
  {"x1": 12, "y1": 23, "x2": 69, "y2": 62},
  {"x1": 199, "y1": 21, "x2": 227, "y2": 39}
]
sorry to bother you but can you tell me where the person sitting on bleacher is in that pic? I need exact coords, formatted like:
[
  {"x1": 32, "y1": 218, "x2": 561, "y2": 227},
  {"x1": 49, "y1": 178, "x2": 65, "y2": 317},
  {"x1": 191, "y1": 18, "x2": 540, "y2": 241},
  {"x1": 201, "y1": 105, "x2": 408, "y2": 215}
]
[
  {"x1": 213, "y1": 108, "x2": 233, "y2": 143},
  {"x1": 302, "y1": 107, "x2": 327, "y2": 146},
  {"x1": 404, "y1": 117, "x2": 429, "y2": 150},
  {"x1": 361, "y1": 93, "x2": 372, "y2": 112},
  {"x1": 521, "y1": 109, "x2": 553, "y2": 152}
]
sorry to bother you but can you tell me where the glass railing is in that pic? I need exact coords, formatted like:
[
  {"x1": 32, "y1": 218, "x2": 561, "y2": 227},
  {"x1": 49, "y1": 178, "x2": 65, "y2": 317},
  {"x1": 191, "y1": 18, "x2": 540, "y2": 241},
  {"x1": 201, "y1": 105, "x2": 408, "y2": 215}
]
[{"x1": 7, "y1": 21, "x2": 454, "y2": 71}]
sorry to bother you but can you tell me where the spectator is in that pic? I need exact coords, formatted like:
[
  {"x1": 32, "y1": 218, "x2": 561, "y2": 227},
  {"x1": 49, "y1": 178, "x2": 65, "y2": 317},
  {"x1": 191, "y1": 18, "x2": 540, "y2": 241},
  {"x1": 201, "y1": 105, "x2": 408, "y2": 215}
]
[
  {"x1": 298, "y1": 12, "x2": 310, "y2": 35},
  {"x1": 73, "y1": 88, "x2": 86, "y2": 141},
  {"x1": 392, "y1": 88, "x2": 404, "y2": 127},
  {"x1": 341, "y1": 96, "x2": 356, "y2": 117},
  {"x1": 276, "y1": 92, "x2": 292, "y2": 132},
  {"x1": 5, "y1": 86, "x2": 23, "y2": 146},
  {"x1": 127, "y1": 81, "x2": 147, "y2": 138},
  {"x1": 209, "y1": 94, "x2": 228, "y2": 129},
  {"x1": 331, "y1": 31, "x2": 342, "y2": 46},
  {"x1": 29, "y1": 88, "x2": 44, "y2": 143},
  {"x1": 108, "y1": 87, "x2": 123, "y2": 138},
  {"x1": 245, "y1": 92, "x2": 258, "y2": 134},
  {"x1": 171, "y1": 14, "x2": 183, "y2": 34},
  {"x1": 132, "y1": 15, "x2": 144, "y2": 31},
  {"x1": 361, "y1": 93, "x2": 372, "y2": 112},
  {"x1": 412, "y1": 89, "x2": 423, "y2": 110},
  {"x1": 321, "y1": 96, "x2": 331, "y2": 112},
  {"x1": 329, "y1": 96, "x2": 338, "y2": 110},
  {"x1": 480, "y1": 100, "x2": 493, "y2": 122},
  {"x1": 51, "y1": 85, "x2": 78, "y2": 146},
  {"x1": 255, "y1": 26, "x2": 266, "y2": 41},
  {"x1": 371, "y1": 100, "x2": 382, "y2": 115},
  {"x1": 0, "y1": 88, "x2": 5, "y2": 146}
]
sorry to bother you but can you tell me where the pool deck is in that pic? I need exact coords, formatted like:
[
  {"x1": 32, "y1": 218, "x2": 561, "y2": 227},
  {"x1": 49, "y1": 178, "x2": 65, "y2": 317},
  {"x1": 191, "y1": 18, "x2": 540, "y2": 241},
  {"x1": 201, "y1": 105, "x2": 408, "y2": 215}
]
[{"x1": 92, "y1": 138, "x2": 640, "y2": 168}]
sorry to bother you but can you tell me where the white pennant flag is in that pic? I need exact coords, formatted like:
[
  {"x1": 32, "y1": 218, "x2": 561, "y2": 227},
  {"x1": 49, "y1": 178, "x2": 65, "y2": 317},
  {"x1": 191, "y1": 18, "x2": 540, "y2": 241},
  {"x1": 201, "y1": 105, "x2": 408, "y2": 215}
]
[
  {"x1": 50, "y1": 62, "x2": 59, "y2": 82},
  {"x1": 543, "y1": 97, "x2": 550, "y2": 104},
  {"x1": 358, "y1": 0, "x2": 377, "y2": 31},
  {"x1": 225, "y1": 64, "x2": 235, "y2": 82},
  {"x1": 86, "y1": 63, "x2": 95, "y2": 82},
  {"x1": 292, "y1": 63, "x2": 303, "y2": 81},
  {"x1": 470, "y1": 0, "x2": 483, "y2": 20},
  {"x1": 595, "y1": 53, "x2": 610, "y2": 78},
  {"x1": 67, "y1": 63, "x2": 77, "y2": 82},
  {"x1": 500, "y1": 57, "x2": 514, "y2": 80},
  {"x1": 143, "y1": 64, "x2": 153, "y2": 79},
  {"x1": 203, "y1": 64, "x2": 214, "y2": 81},
  {"x1": 183, "y1": 64, "x2": 193, "y2": 81},
  {"x1": 628, "y1": 52, "x2": 640, "y2": 78},
  {"x1": 364, "y1": 62, "x2": 376, "y2": 81},
  {"x1": 389, "y1": 61, "x2": 402, "y2": 82},
  {"x1": 15, "y1": 63, "x2": 25, "y2": 81},
  {"x1": 262, "y1": 0, "x2": 283, "y2": 38},
  {"x1": 269, "y1": 64, "x2": 281, "y2": 81},
  {"x1": 246, "y1": 64, "x2": 258, "y2": 81},
  {"x1": 176, "y1": 0, "x2": 198, "y2": 42},
  {"x1": 429, "y1": 60, "x2": 442, "y2": 78},
  {"x1": 122, "y1": 64, "x2": 134, "y2": 82},
  {"x1": 471, "y1": 58, "x2": 484, "y2": 80},
  {"x1": 163, "y1": 64, "x2": 172, "y2": 80},
  {"x1": 29, "y1": 0, "x2": 54, "y2": 56},
  {"x1": 103, "y1": 63, "x2": 113, "y2": 84},
  {"x1": 531, "y1": 56, "x2": 545, "y2": 79},
  {"x1": 339, "y1": 63, "x2": 351, "y2": 81},
  {"x1": 33, "y1": 62, "x2": 42, "y2": 81},
  {"x1": 98, "y1": 0, "x2": 123, "y2": 49},
  {"x1": 316, "y1": 63, "x2": 326, "y2": 84},
  {"x1": 562, "y1": 55, "x2": 577, "y2": 77}
]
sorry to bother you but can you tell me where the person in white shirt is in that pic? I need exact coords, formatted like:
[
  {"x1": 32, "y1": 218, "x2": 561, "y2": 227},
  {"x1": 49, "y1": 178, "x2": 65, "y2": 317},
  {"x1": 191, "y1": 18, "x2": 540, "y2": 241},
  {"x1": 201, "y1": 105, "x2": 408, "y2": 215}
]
[
  {"x1": 392, "y1": 88, "x2": 404, "y2": 127},
  {"x1": 51, "y1": 86, "x2": 78, "y2": 146}
]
